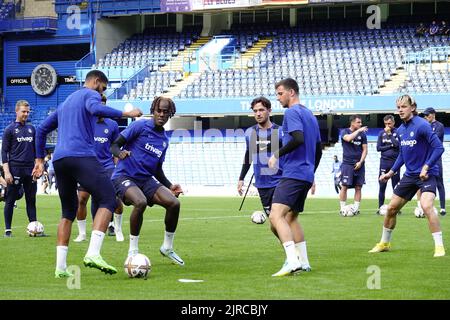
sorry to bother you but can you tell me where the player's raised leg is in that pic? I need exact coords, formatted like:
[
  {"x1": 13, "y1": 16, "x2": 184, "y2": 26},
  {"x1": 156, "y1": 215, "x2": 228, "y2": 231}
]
[{"x1": 79, "y1": 159, "x2": 118, "y2": 275}]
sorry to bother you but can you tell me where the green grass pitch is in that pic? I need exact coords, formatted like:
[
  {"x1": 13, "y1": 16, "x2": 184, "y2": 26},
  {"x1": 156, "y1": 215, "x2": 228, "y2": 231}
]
[{"x1": 0, "y1": 195, "x2": 449, "y2": 300}]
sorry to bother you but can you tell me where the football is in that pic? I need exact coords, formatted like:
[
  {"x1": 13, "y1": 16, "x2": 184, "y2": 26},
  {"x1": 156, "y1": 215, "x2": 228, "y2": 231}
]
[
  {"x1": 26, "y1": 221, "x2": 44, "y2": 237},
  {"x1": 341, "y1": 204, "x2": 356, "y2": 217},
  {"x1": 124, "y1": 254, "x2": 151, "y2": 279},
  {"x1": 414, "y1": 207, "x2": 438, "y2": 218},
  {"x1": 378, "y1": 204, "x2": 388, "y2": 216},
  {"x1": 251, "y1": 211, "x2": 267, "y2": 224}
]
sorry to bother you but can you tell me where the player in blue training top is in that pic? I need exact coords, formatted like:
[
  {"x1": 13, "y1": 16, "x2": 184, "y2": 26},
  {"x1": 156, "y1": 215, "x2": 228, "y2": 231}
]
[
  {"x1": 74, "y1": 94, "x2": 124, "y2": 243},
  {"x1": 1, "y1": 100, "x2": 38, "y2": 237},
  {"x1": 369, "y1": 95, "x2": 445, "y2": 258},
  {"x1": 237, "y1": 96, "x2": 282, "y2": 226},
  {"x1": 110, "y1": 97, "x2": 185, "y2": 266},
  {"x1": 33, "y1": 70, "x2": 142, "y2": 278},
  {"x1": 376, "y1": 114, "x2": 400, "y2": 214},
  {"x1": 339, "y1": 115, "x2": 368, "y2": 215},
  {"x1": 422, "y1": 107, "x2": 446, "y2": 216},
  {"x1": 268, "y1": 78, "x2": 322, "y2": 277}
]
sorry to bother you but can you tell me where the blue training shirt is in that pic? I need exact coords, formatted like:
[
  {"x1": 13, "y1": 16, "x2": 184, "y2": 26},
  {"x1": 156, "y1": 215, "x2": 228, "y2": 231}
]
[
  {"x1": 35, "y1": 88, "x2": 123, "y2": 160},
  {"x1": 376, "y1": 128, "x2": 400, "y2": 161},
  {"x1": 245, "y1": 123, "x2": 282, "y2": 188},
  {"x1": 279, "y1": 104, "x2": 321, "y2": 183},
  {"x1": 430, "y1": 120, "x2": 445, "y2": 169},
  {"x1": 391, "y1": 115, "x2": 444, "y2": 177},
  {"x1": 112, "y1": 119, "x2": 168, "y2": 182},
  {"x1": 341, "y1": 128, "x2": 368, "y2": 165},
  {"x1": 1, "y1": 121, "x2": 36, "y2": 168},
  {"x1": 94, "y1": 118, "x2": 120, "y2": 170},
  {"x1": 430, "y1": 120, "x2": 445, "y2": 142}
]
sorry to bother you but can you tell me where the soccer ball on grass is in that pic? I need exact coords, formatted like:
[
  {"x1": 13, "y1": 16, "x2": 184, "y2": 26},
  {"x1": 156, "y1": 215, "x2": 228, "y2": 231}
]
[
  {"x1": 26, "y1": 221, "x2": 44, "y2": 237},
  {"x1": 251, "y1": 211, "x2": 267, "y2": 224},
  {"x1": 124, "y1": 254, "x2": 151, "y2": 279},
  {"x1": 340, "y1": 205, "x2": 357, "y2": 217},
  {"x1": 414, "y1": 207, "x2": 438, "y2": 218}
]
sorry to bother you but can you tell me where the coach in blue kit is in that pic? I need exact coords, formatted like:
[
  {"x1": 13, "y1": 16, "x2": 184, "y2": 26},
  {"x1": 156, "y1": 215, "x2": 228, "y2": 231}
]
[
  {"x1": 339, "y1": 115, "x2": 368, "y2": 215},
  {"x1": 268, "y1": 78, "x2": 322, "y2": 277},
  {"x1": 376, "y1": 114, "x2": 400, "y2": 213},
  {"x1": 110, "y1": 97, "x2": 185, "y2": 266},
  {"x1": 422, "y1": 107, "x2": 446, "y2": 216},
  {"x1": 238, "y1": 96, "x2": 282, "y2": 223},
  {"x1": 33, "y1": 70, "x2": 142, "y2": 278},
  {"x1": 1, "y1": 100, "x2": 38, "y2": 237},
  {"x1": 370, "y1": 95, "x2": 445, "y2": 258}
]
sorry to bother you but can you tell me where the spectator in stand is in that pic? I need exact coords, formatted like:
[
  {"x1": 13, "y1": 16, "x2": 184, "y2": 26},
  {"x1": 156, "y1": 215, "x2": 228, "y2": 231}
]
[
  {"x1": 415, "y1": 23, "x2": 427, "y2": 37},
  {"x1": 429, "y1": 21, "x2": 439, "y2": 36},
  {"x1": 438, "y1": 21, "x2": 449, "y2": 35}
]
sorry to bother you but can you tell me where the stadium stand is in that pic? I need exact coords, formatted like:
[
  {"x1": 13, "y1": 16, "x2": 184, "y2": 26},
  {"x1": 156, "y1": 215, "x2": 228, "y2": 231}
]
[
  {"x1": 0, "y1": 1, "x2": 15, "y2": 20},
  {"x1": 176, "y1": 20, "x2": 449, "y2": 99},
  {"x1": 95, "y1": 26, "x2": 201, "y2": 70}
]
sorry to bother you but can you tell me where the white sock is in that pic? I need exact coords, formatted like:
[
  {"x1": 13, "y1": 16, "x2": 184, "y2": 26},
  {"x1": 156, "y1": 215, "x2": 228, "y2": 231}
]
[
  {"x1": 432, "y1": 232, "x2": 443, "y2": 247},
  {"x1": 283, "y1": 241, "x2": 298, "y2": 265},
  {"x1": 163, "y1": 231, "x2": 175, "y2": 250},
  {"x1": 381, "y1": 226, "x2": 393, "y2": 243},
  {"x1": 56, "y1": 246, "x2": 68, "y2": 271},
  {"x1": 129, "y1": 235, "x2": 139, "y2": 255},
  {"x1": 114, "y1": 214, "x2": 123, "y2": 232},
  {"x1": 86, "y1": 230, "x2": 105, "y2": 257},
  {"x1": 295, "y1": 241, "x2": 310, "y2": 267},
  {"x1": 77, "y1": 219, "x2": 86, "y2": 236},
  {"x1": 353, "y1": 201, "x2": 360, "y2": 211},
  {"x1": 340, "y1": 201, "x2": 346, "y2": 210}
]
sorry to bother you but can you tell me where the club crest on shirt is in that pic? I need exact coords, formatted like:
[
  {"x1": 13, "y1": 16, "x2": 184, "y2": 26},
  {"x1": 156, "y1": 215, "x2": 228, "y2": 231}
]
[
  {"x1": 15, "y1": 129, "x2": 19, "y2": 134},
  {"x1": 28, "y1": 128, "x2": 32, "y2": 133},
  {"x1": 163, "y1": 142, "x2": 167, "y2": 148},
  {"x1": 410, "y1": 131, "x2": 414, "y2": 137},
  {"x1": 104, "y1": 129, "x2": 109, "y2": 134}
]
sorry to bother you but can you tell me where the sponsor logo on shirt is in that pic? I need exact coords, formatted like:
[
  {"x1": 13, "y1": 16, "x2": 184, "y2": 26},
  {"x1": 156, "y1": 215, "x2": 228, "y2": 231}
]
[
  {"x1": 401, "y1": 139, "x2": 417, "y2": 147},
  {"x1": 145, "y1": 143, "x2": 163, "y2": 158},
  {"x1": 94, "y1": 137, "x2": 108, "y2": 144},
  {"x1": 256, "y1": 140, "x2": 270, "y2": 151},
  {"x1": 16, "y1": 136, "x2": 33, "y2": 143}
]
